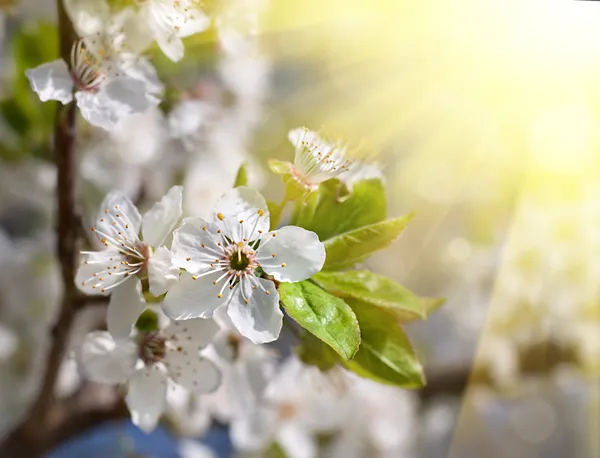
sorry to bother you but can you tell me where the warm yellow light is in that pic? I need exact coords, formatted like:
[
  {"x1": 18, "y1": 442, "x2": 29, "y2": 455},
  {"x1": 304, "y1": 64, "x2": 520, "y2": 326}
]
[{"x1": 530, "y1": 103, "x2": 598, "y2": 174}]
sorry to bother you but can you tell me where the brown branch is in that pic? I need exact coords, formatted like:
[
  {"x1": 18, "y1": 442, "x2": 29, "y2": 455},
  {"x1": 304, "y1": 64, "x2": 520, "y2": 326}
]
[{"x1": 0, "y1": 1, "x2": 81, "y2": 456}]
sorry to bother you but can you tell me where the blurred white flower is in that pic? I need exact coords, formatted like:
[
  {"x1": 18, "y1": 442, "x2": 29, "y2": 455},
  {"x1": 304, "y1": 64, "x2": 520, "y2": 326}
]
[
  {"x1": 80, "y1": 106, "x2": 168, "y2": 199},
  {"x1": 25, "y1": 39, "x2": 160, "y2": 131},
  {"x1": 76, "y1": 318, "x2": 221, "y2": 433},
  {"x1": 76, "y1": 187, "x2": 182, "y2": 340},
  {"x1": 231, "y1": 356, "x2": 347, "y2": 458},
  {"x1": 162, "y1": 187, "x2": 326, "y2": 344},
  {"x1": 131, "y1": 0, "x2": 209, "y2": 62},
  {"x1": 328, "y1": 374, "x2": 418, "y2": 458},
  {"x1": 287, "y1": 127, "x2": 353, "y2": 191}
]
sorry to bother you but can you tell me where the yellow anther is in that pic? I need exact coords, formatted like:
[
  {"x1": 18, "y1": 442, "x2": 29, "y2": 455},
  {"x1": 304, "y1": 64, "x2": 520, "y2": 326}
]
[
  {"x1": 186, "y1": 257, "x2": 191, "y2": 261},
  {"x1": 192, "y1": 275, "x2": 198, "y2": 280},
  {"x1": 239, "y1": 219, "x2": 244, "y2": 224},
  {"x1": 281, "y1": 263, "x2": 287, "y2": 267},
  {"x1": 217, "y1": 212, "x2": 225, "y2": 221},
  {"x1": 244, "y1": 299, "x2": 249, "y2": 304},
  {"x1": 101, "y1": 237, "x2": 107, "y2": 243},
  {"x1": 217, "y1": 293, "x2": 223, "y2": 298},
  {"x1": 272, "y1": 253, "x2": 276, "y2": 257},
  {"x1": 272, "y1": 233, "x2": 277, "y2": 237},
  {"x1": 257, "y1": 209, "x2": 264, "y2": 216},
  {"x1": 265, "y1": 290, "x2": 271, "y2": 295}
]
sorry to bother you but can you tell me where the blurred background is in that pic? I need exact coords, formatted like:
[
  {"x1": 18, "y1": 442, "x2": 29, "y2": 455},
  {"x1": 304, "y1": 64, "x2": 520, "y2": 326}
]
[{"x1": 1, "y1": 0, "x2": 599, "y2": 456}]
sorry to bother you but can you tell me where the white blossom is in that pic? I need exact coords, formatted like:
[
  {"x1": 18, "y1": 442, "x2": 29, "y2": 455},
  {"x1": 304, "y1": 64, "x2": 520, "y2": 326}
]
[
  {"x1": 162, "y1": 187, "x2": 326, "y2": 344},
  {"x1": 76, "y1": 187, "x2": 182, "y2": 340},
  {"x1": 75, "y1": 318, "x2": 221, "y2": 433},
  {"x1": 232, "y1": 356, "x2": 347, "y2": 458},
  {"x1": 287, "y1": 127, "x2": 353, "y2": 191},
  {"x1": 131, "y1": 0, "x2": 210, "y2": 62}
]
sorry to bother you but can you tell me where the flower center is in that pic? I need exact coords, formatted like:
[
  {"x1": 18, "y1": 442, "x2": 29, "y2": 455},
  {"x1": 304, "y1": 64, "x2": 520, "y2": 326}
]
[
  {"x1": 139, "y1": 332, "x2": 166, "y2": 365},
  {"x1": 70, "y1": 40, "x2": 106, "y2": 93},
  {"x1": 224, "y1": 242, "x2": 256, "y2": 274}
]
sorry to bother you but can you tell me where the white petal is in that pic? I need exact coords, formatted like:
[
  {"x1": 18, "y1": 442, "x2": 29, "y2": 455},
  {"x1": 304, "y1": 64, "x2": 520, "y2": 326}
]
[
  {"x1": 227, "y1": 277, "x2": 282, "y2": 344},
  {"x1": 107, "y1": 278, "x2": 147, "y2": 341},
  {"x1": 162, "y1": 272, "x2": 229, "y2": 320},
  {"x1": 213, "y1": 187, "x2": 269, "y2": 242},
  {"x1": 148, "y1": 246, "x2": 179, "y2": 297},
  {"x1": 230, "y1": 407, "x2": 278, "y2": 451},
  {"x1": 165, "y1": 348, "x2": 221, "y2": 394},
  {"x1": 75, "y1": 250, "x2": 129, "y2": 295},
  {"x1": 94, "y1": 192, "x2": 142, "y2": 243},
  {"x1": 76, "y1": 77, "x2": 156, "y2": 131},
  {"x1": 156, "y1": 33, "x2": 185, "y2": 62},
  {"x1": 257, "y1": 226, "x2": 325, "y2": 282},
  {"x1": 25, "y1": 59, "x2": 73, "y2": 104},
  {"x1": 175, "y1": 7, "x2": 209, "y2": 39},
  {"x1": 75, "y1": 331, "x2": 138, "y2": 384},
  {"x1": 171, "y1": 217, "x2": 224, "y2": 274},
  {"x1": 126, "y1": 366, "x2": 168, "y2": 433},
  {"x1": 276, "y1": 422, "x2": 318, "y2": 458},
  {"x1": 142, "y1": 186, "x2": 183, "y2": 247},
  {"x1": 163, "y1": 317, "x2": 220, "y2": 348}
]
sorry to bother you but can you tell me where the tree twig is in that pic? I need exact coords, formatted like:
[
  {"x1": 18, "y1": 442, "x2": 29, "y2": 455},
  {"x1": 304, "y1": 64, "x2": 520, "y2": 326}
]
[{"x1": 0, "y1": 1, "x2": 80, "y2": 455}]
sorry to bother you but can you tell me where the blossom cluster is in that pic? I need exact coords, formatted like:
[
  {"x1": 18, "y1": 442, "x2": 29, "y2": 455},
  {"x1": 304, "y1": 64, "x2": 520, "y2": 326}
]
[{"x1": 11, "y1": 0, "x2": 429, "y2": 451}]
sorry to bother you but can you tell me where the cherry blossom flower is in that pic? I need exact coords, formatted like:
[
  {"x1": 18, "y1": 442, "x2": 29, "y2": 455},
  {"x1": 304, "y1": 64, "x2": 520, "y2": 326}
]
[
  {"x1": 75, "y1": 318, "x2": 221, "y2": 433},
  {"x1": 162, "y1": 187, "x2": 326, "y2": 344},
  {"x1": 76, "y1": 186, "x2": 182, "y2": 340},
  {"x1": 132, "y1": 0, "x2": 210, "y2": 62},
  {"x1": 25, "y1": 37, "x2": 160, "y2": 131},
  {"x1": 287, "y1": 127, "x2": 354, "y2": 191}
]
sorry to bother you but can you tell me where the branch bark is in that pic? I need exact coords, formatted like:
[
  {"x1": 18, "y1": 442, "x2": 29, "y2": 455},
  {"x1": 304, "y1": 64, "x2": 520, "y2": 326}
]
[{"x1": 0, "y1": 1, "x2": 80, "y2": 456}]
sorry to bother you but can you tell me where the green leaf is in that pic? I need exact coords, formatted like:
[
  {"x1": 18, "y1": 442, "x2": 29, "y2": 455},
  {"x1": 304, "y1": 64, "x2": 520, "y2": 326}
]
[
  {"x1": 293, "y1": 178, "x2": 387, "y2": 240},
  {"x1": 279, "y1": 281, "x2": 360, "y2": 360},
  {"x1": 344, "y1": 300, "x2": 425, "y2": 388},
  {"x1": 323, "y1": 213, "x2": 414, "y2": 270},
  {"x1": 313, "y1": 270, "x2": 424, "y2": 320},
  {"x1": 295, "y1": 330, "x2": 340, "y2": 371},
  {"x1": 422, "y1": 297, "x2": 446, "y2": 315},
  {"x1": 268, "y1": 158, "x2": 292, "y2": 175},
  {"x1": 233, "y1": 162, "x2": 248, "y2": 187}
]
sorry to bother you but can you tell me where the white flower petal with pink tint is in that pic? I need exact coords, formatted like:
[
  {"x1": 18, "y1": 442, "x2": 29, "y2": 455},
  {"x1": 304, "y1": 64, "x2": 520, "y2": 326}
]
[
  {"x1": 107, "y1": 277, "x2": 147, "y2": 341},
  {"x1": 142, "y1": 185, "x2": 183, "y2": 247},
  {"x1": 126, "y1": 366, "x2": 168, "y2": 433},
  {"x1": 256, "y1": 226, "x2": 325, "y2": 283},
  {"x1": 75, "y1": 331, "x2": 138, "y2": 384},
  {"x1": 148, "y1": 246, "x2": 179, "y2": 297},
  {"x1": 25, "y1": 59, "x2": 74, "y2": 104}
]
